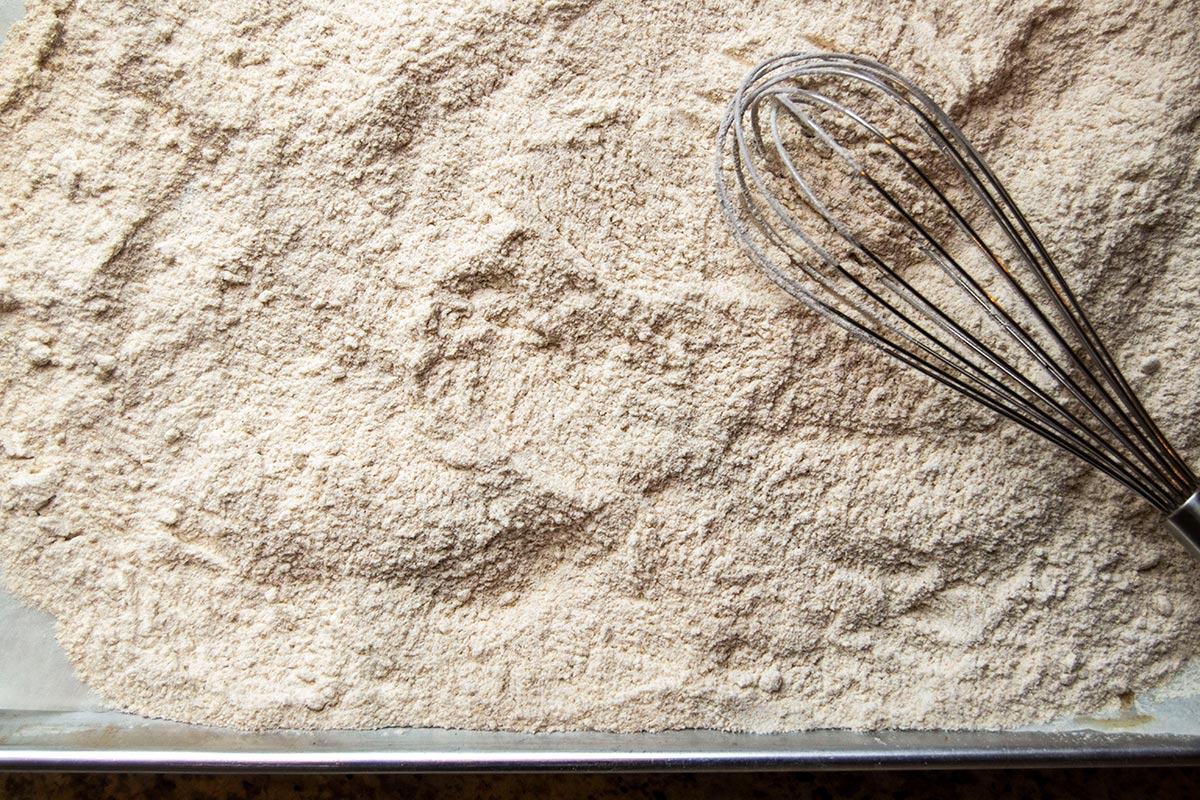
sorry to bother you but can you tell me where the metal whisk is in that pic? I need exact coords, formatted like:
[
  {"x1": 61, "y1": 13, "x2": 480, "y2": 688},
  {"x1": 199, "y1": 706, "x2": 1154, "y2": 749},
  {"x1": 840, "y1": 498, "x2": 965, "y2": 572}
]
[{"x1": 714, "y1": 52, "x2": 1200, "y2": 559}]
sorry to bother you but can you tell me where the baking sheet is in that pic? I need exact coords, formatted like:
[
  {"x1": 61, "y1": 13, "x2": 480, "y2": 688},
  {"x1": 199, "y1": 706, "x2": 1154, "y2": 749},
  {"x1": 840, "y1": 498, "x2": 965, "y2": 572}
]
[
  {"x1": 2, "y1": 571, "x2": 1199, "y2": 770},
  {"x1": 0, "y1": 0, "x2": 20, "y2": 36},
  {"x1": 0, "y1": 591, "x2": 103, "y2": 713},
  {"x1": 1, "y1": 0, "x2": 1198, "y2": 770}
]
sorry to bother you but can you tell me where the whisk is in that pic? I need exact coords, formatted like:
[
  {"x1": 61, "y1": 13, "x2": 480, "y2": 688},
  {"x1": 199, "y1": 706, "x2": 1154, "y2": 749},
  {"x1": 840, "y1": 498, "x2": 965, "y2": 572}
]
[{"x1": 714, "y1": 52, "x2": 1200, "y2": 560}]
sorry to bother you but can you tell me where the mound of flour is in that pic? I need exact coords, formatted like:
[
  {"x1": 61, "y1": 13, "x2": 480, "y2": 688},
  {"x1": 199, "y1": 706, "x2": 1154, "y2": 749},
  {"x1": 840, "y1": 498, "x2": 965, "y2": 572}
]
[{"x1": 1, "y1": 0, "x2": 1198, "y2": 731}]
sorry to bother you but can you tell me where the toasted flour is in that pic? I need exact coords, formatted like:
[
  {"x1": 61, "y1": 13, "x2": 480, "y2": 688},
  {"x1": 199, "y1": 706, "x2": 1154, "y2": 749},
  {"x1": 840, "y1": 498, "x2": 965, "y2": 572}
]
[{"x1": 0, "y1": 0, "x2": 1198, "y2": 731}]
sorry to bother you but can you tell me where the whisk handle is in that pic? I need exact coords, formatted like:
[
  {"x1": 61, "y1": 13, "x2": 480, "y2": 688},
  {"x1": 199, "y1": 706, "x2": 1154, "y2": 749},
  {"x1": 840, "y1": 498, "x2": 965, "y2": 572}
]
[{"x1": 1166, "y1": 491, "x2": 1200, "y2": 561}]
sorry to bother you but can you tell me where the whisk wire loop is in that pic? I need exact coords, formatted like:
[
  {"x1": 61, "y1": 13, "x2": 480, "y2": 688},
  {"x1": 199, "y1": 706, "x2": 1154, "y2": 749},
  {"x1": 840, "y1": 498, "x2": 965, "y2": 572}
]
[
  {"x1": 715, "y1": 52, "x2": 1197, "y2": 523},
  {"x1": 737, "y1": 80, "x2": 1172, "y2": 506}
]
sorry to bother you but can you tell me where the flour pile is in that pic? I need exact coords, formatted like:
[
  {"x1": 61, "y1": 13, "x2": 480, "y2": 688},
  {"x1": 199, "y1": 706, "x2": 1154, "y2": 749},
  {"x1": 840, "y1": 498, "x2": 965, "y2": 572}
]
[{"x1": 1, "y1": 0, "x2": 1198, "y2": 731}]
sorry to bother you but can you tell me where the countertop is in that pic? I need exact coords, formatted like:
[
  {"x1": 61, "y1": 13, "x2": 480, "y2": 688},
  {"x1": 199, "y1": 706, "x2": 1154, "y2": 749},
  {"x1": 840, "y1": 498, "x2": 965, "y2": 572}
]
[{"x1": 4, "y1": 768, "x2": 1200, "y2": 799}]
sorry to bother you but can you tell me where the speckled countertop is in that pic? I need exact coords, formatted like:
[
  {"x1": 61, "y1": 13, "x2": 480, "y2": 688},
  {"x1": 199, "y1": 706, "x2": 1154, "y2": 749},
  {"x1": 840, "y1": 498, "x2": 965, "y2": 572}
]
[{"x1": 3, "y1": 769, "x2": 1200, "y2": 799}]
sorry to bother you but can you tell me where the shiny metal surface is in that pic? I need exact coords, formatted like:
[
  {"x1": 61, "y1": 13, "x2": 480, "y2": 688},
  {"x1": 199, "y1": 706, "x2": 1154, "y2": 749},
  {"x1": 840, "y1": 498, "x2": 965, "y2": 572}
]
[
  {"x1": 1166, "y1": 491, "x2": 1200, "y2": 560},
  {"x1": 2, "y1": 710, "x2": 1200, "y2": 772}
]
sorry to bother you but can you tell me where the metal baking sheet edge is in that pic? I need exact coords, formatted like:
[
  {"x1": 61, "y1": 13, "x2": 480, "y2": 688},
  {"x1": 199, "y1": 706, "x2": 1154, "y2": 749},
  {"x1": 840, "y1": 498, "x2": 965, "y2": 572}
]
[{"x1": 3, "y1": 710, "x2": 1200, "y2": 772}]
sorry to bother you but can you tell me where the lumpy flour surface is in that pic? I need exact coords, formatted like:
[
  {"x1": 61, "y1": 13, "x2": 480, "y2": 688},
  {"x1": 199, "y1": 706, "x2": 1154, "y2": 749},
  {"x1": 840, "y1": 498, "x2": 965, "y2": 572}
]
[{"x1": 1, "y1": 0, "x2": 1199, "y2": 731}]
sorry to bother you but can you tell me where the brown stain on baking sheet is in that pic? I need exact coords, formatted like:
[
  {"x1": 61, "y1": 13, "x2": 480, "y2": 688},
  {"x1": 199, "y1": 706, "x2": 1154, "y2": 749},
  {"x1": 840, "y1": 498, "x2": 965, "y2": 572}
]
[
  {"x1": 1074, "y1": 713, "x2": 1156, "y2": 730},
  {"x1": 1074, "y1": 691, "x2": 1155, "y2": 730}
]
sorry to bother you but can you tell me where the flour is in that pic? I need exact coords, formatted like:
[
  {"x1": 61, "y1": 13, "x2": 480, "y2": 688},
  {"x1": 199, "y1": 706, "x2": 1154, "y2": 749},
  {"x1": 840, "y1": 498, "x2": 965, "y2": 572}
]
[{"x1": 0, "y1": 0, "x2": 1198, "y2": 732}]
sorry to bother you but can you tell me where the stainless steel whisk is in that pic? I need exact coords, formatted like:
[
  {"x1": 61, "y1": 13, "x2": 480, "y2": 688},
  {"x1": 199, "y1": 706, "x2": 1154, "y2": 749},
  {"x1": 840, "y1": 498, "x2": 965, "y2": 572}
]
[{"x1": 714, "y1": 52, "x2": 1200, "y2": 559}]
